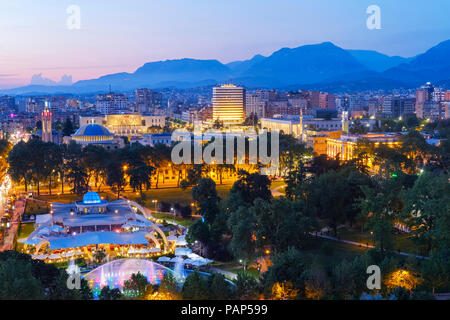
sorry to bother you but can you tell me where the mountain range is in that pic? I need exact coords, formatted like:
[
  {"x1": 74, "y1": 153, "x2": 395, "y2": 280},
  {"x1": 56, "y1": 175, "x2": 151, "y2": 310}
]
[{"x1": 3, "y1": 39, "x2": 450, "y2": 95}]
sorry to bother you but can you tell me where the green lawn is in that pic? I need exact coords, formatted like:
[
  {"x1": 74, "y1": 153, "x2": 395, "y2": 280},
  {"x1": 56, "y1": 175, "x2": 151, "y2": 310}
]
[
  {"x1": 17, "y1": 223, "x2": 35, "y2": 239},
  {"x1": 336, "y1": 226, "x2": 423, "y2": 255},
  {"x1": 152, "y1": 212, "x2": 200, "y2": 228}
]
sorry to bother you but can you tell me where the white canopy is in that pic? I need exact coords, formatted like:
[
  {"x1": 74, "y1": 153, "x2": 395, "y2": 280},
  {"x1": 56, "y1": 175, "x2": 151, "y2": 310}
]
[
  {"x1": 35, "y1": 214, "x2": 51, "y2": 225},
  {"x1": 157, "y1": 256, "x2": 170, "y2": 262},
  {"x1": 175, "y1": 247, "x2": 192, "y2": 256}
]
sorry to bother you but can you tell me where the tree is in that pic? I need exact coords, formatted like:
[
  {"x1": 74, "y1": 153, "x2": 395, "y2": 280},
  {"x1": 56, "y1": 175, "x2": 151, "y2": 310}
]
[
  {"x1": 207, "y1": 273, "x2": 233, "y2": 300},
  {"x1": 99, "y1": 287, "x2": 123, "y2": 300},
  {"x1": 82, "y1": 145, "x2": 108, "y2": 191},
  {"x1": 229, "y1": 170, "x2": 272, "y2": 205},
  {"x1": 384, "y1": 269, "x2": 420, "y2": 293},
  {"x1": 192, "y1": 178, "x2": 219, "y2": 224},
  {"x1": 123, "y1": 272, "x2": 150, "y2": 297},
  {"x1": 271, "y1": 282, "x2": 298, "y2": 300},
  {"x1": 0, "y1": 251, "x2": 92, "y2": 300},
  {"x1": 235, "y1": 271, "x2": 260, "y2": 300},
  {"x1": 305, "y1": 166, "x2": 371, "y2": 235},
  {"x1": 262, "y1": 248, "x2": 305, "y2": 295},
  {"x1": 358, "y1": 186, "x2": 395, "y2": 252},
  {"x1": 0, "y1": 258, "x2": 44, "y2": 299},
  {"x1": 421, "y1": 249, "x2": 450, "y2": 294},
  {"x1": 106, "y1": 158, "x2": 126, "y2": 199},
  {"x1": 303, "y1": 266, "x2": 331, "y2": 300},
  {"x1": 251, "y1": 198, "x2": 316, "y2": 253},
  {"x1": 228, "y1": 206, "x2": 257, "y2": 265},
  {"x1": 402, "y1": 172, "x2": 450, "y2": 253},
  {"x1": 62, "y1": 118, "x2": 75, "y2": 136},
  {"x1": 181, "y1": 271, "x2": 209, "y2": 300},
  {"x1": 8, "y1": 141, "x2": 33, "y2": 192}
]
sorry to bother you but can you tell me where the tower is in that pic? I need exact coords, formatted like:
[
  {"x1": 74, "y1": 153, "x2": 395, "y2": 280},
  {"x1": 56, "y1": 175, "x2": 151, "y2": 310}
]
[
  {"x1": 342, "y1": 111, "x2": 349, "y2": 135},
  {"x1": 41, "y1": 107, "x2": 52, "y2": 142}
]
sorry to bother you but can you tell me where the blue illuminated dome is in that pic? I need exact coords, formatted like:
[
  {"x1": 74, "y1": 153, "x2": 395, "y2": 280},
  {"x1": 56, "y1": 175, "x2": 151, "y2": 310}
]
[
  {"x1": 71, "y1": 124, "x2": 114, "y2": 144},
  {"x1": 83, "y1": 192, "x2": 102, "y2": 204},
  {"x1": 74, "y1": 124, "x2": 113, "y2": 137}
]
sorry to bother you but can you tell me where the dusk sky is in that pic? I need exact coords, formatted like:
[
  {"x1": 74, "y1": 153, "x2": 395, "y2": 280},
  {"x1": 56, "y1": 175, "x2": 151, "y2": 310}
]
[{"x1": 0, "y1": 0, "x2": 449, "y2": 89}]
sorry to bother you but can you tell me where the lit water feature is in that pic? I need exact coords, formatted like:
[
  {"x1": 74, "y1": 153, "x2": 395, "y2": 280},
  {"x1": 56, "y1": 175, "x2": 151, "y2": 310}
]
[
  {"x1": 173, "y1": 256, "x2": 186, "y2": 283},
  {"x1": 82, "y1": 258, "x2": 234, "y2": 298},
  {"x1": 83, "y1": 258, "x2": 189, "y2": 297}
]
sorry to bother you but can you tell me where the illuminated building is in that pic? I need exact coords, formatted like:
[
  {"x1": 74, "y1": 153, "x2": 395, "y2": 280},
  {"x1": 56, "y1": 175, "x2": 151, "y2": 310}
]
[
  {"x1": 213, "y1": 84, "x2": 246, "y2": 124},
  {"x1": 261, "y1": 115, "x2": 342, "y2": 139},
  {"x1": 20, "y1": 192, "x2": 168, "y2": 261},
  {"x1": 66, "y1": 123, "x2": 124, "y2": 149},
  {"x1": 306, "y1": 130, "x2": 342, "y2": 156},
  {"x1": 79, "y1": 114, "x2": 165, "y2": 136},
  {"x1": 41, "y1": 107, "x2": 52, "y2": 142},
  {"x1": 327, "y1": 133, "x2": 400, "y2": 162},
  {"x1": 96, "y1": 93, "x2": 129, "y2": 114}
]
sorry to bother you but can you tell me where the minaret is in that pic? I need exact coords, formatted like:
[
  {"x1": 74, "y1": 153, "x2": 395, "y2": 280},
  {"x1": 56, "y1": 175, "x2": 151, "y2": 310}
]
[
  {"x1": 299, "y1": 108, "x2": 304, "y2": 142},
  {"x1": 41, "y1": 107, "x2": 52, "y2": 142}
]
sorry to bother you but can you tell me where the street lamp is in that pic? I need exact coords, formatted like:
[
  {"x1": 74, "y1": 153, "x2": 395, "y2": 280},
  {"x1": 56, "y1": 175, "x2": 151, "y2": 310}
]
[{"x1": 152, "y1": 199, "x2": 158, "y2": 212}]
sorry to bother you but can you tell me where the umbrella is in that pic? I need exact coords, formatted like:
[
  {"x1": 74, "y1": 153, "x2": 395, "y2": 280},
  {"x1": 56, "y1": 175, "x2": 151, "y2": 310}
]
[
  {"x1": 149, "y1": 248, "x2": 161, "y2": 253},
  {"x1": 167, "y1": 235, "x2": 178, "y2": 241}
]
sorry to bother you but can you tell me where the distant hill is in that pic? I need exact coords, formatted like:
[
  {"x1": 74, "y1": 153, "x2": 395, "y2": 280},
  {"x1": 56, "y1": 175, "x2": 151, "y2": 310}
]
[
  {"x1": 347, "y1": 50, "x2": 412, "y2": 72},
  {"x1": 226, "y1": 54, "x2": 266, "y2": 76},
  {"x1": 382, "y1": 39, "x2": 450, "y2": 84},
  {"x1": 244, "y1": 42, "x2": 368, "y2": 86},
  {"x1": 2, "y1": 39, "x2": 450, "y2": 95}
]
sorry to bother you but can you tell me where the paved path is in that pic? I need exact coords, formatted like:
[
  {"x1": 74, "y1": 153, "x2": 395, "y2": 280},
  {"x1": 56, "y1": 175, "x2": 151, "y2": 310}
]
[
  {"x1": 0, "y1": 198, "x2": 25, "y2": 251},
  {"x1": 313, "y1": 233, "x2": 428, "y2": 260},
  {"x1": 209, "y1": 267, "x2": 238, "y2": 280}
]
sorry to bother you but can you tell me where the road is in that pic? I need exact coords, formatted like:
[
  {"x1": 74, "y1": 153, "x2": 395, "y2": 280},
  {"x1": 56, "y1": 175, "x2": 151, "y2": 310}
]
[
  {"x1": 313, "y1": 233, "x2": 429, "y2": 260},
  {"x1": 0, "y1": 198, "x2": 25, "y2": 251}
]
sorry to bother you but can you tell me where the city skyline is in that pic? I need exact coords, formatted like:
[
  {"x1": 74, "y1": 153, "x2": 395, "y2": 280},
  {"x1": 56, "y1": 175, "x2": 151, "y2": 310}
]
[{"x1": 1, "y1": 0, "x2": 450, "y2": 89}]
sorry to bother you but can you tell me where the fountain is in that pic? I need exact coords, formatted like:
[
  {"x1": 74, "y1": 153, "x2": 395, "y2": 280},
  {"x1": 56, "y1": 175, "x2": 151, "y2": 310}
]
[{"x1": 173, "y1": 256, "x2": 186, "y2": 284}]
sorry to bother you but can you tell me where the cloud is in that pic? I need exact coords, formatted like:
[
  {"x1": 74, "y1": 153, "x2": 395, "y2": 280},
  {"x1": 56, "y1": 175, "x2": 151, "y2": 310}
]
[{"x1": 30, "y1": 73, "x2": 73, "y2": 86}]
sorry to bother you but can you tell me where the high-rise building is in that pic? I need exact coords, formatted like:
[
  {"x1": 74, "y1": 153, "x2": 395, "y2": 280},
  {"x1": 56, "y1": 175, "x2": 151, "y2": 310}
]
[
  {"x1": 26, "y1": 97, "x2": 45, "y2": 114},
  {"x1": 96, "y1": 93, "x2": 129, "y2": 114},
  {"x1": 382, "y1": 96, "x2": 415, "y2": 118},
  {"x1": 135, "y1": 88, "x2": 153, "y2": 113},
  {"x1": 319, "y1": 93, "x2": 336, "y2": 110},
  {"x1": 212, "y1": 84, "x2": 245, "y2": 124},
  {"x1": 310, "y1": 91, "x2": 320, "y2": 109},
  {"x1": 245, "y1": 94, "x2": 266, "y2": 119},
  {"x1": 41, "y1": 107, "x2": 52, "y2": 142},
  {"x1": 415, "y1": 83, "x2": 434, "y2": 117}
]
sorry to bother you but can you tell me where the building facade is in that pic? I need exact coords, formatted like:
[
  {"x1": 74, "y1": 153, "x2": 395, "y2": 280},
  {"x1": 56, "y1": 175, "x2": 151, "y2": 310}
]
[{"x1": 213, "y1": 84, "x2": 246, "y2": 124}]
